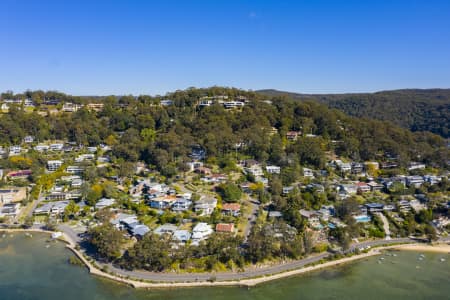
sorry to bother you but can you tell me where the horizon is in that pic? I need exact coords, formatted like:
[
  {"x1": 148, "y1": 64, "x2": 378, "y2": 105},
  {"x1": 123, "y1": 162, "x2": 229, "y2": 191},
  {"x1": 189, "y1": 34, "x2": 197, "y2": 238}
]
[
  {"x1": 3, "y1": 86, "x2": 450, "y2": 97},
  {"x1": 2, "y1": 1, "x2": 450, "y2": 95}
]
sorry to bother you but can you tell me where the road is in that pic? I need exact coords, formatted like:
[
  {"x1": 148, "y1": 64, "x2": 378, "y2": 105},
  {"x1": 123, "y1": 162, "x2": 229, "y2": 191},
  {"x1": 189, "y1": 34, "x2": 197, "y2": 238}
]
[
  {"x1": 243, "y1": 197, "x2": 259, "y2": 242},
  {"x1": 56, "y1": 222, "x2": 416, "y2": 283},
  {"x1": 105, "y1": 238, "x2": 416, "y2": 282},
  {"x1": 376, "y1": 212, "x2": 391, "y2": 240},
  {"x1": 26, "y1": 185, "x2": 43, "y2": 218}
]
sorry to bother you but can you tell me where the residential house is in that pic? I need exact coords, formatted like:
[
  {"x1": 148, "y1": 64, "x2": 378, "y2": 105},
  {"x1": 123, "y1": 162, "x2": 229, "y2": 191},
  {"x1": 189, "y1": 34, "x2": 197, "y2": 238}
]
[
  {"x1": 45, "y1": 192, "x2": 66, "y2": 201},
  {"x1": 47, "y1": 160, "x2": 63, "y2": 172},
  {"x1": 191, "y1": 223, "x2": 213, "y2": 244},
  {"x1": 62, "y1": 102, "x2": 82, "y2": 112},
  {"x1": 50, "y1": 201, "x2": 70, "y2": 215},
  {"x1": 130, "y1": 224, "x2": 150, "y2": 237},
  {"x1": 34, "y1": 203, "x2": 54, "y2": 215},
  {"x1": 160, "y1": 99, "x2": 173, "y2": 106},
  {"x1": 9, "y1": 145, "x2": 21, "y2": 156},
  {"x1": 0, "y1": 189, "x2": 20, "y2": 204},
  {"x1": 49, "y1": 143, "x2": 64, "y2": 151},
  {"x1": 299, "y1": 209, "x2": 321, "y2": 228},
  {"x1": 110, "y1": 213, "x2": 137, "y2": 230},
  {"x1": 194, "y1": 197, "x2": 217, "y2": 216},
  {"x1": 266, "y1": 165, "x2": 281, "y2": 174},
  {"x1": 34, "y1": 144, "x2": 50, "y2": 152},
  {"x1": 223, "y1": 101, "x2": 245, "y2": 109},
  {"x1": 86, "y1": 103, "x2": 104, "y2": 112},
  {"x1": 221, "y1": 203, "x2": 240, "y2": 216},
  {"x1": 367, "y1": 181, "x2": 383, "y2": 192},
  {"x1": 66, "y1": 166, "x2": 84, "y2": 174},
  {"x1": 356, "y1": 182, "x2": 371, "y2": 193},
  {"x1": 286, "y1": 131, "x2": 301, "y2": 141},
  {"x1": 0, "y1": 203, "x2": 21, "y2": 217},
  {"x1": 173, "y1": 230, "x2": 191, "y2": 243},
  {"x1": 423, "y1": 175, "x2": 442, "y2": 185},
  {"x1": 268, "y1": 211, "x2": 283, "y2": 218},
  {"x1": 148, "y1": 195, "x2": 177, "y2": 209},
  {"x1": 397, "y1": 200, "x2": 411, "y2": 212},
  {"x1": 154, "y1": 224, "x2": 178, "y2": 236},
  {"x1": 335, "y1": 160, "x2": 351, "y2": 172},
  {"x1": 381, "y1": 162, "x2": 399, "y2": 169},
  {"x1": 365, "y1": 203, "x2": 384, "y2": 213},
  {"x1": 306, "y1": 183, "x2": 325, "y2": 193},
  {"x1": 23, "y1": 136, "x2": 34, "y2": 144},
  {"x1": 351, "y1": 163, "x2": 364, "y2": 174},
  {"x1": 303, "y1": 168, "x2": 314, "y2": 178},
  {"x1": 172, "y1": 198, "x2": 192, "y2": 212},
  {"x1": 408, "y1": 162, "x2": 426, "y2": 171},
  {"x1": 95, "y1": 198, "x2": 116, "y2": 210},
  {"x1": 6, "y1": 170, "x2": 32, "y2": 179},
  {"x1": 215, "y1": 223, "x2": 235, "y2": 233},
  {"x1": 282, "y1": 186, "x2": 294, "y2": 195},
  {"x1": 245, "y1": 164, "x2": 264, "y2": 177},
  {"x1": 186, "y1": 161, "x2": 204, "y2": 172},
  {"x1": 338, "y1": 184, "x2": 358, "y2": 197},
  {"x1": 406, "y1": 176, "x2": 424, "y2": 188}
]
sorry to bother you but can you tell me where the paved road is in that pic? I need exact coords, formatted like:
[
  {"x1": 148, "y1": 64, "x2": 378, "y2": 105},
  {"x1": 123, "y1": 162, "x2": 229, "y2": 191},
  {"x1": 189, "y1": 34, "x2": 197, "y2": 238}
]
[
  {"x1": 55, "y1": 222, "x2": 442, "y2": 283},
  {"x1": 376, "y1": 212, "x2": 391, "y2": 240},
  {"x1": 243, "y1": 197, "x2": 259, "y2": 242},
  {"x1": 93, "y1": 237, "x2": 416, "y2": 282},
  {"x1": 58, "y1": 224, "x2": 81, "y2": 243},
  {"x1": 26, "y1": 186, "x2": 43, "y2": 218}
]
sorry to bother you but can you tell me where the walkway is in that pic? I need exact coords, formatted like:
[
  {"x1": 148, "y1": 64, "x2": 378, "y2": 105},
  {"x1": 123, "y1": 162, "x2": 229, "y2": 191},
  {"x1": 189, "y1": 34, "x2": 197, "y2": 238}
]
[{"x1": 376, "y1": 212, "x2": 391, "y2": 240}]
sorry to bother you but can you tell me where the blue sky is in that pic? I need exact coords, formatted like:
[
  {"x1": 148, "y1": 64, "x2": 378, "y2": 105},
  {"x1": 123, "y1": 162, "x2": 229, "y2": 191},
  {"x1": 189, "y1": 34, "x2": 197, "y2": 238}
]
[{"x1": 1, "y1": 0, "x2": 450, "y2": 95}]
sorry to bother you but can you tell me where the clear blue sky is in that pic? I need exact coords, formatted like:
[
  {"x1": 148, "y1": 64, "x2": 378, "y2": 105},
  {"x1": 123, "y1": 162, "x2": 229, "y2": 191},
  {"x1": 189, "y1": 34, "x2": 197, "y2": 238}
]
[{"x1": 1, "y1": 0, "x2": 450, "y2": 95}]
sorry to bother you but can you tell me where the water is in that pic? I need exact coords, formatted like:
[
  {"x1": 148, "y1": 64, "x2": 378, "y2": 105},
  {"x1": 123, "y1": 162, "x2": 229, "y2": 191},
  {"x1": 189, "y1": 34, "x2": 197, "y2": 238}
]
[{"x1": 0, "y1": 233, "x2": 449, "y2": 300}]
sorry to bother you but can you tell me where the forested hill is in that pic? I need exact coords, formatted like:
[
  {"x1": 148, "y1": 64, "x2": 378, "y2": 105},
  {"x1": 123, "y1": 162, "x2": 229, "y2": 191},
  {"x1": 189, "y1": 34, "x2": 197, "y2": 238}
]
[
  {"x1": 0, "y1": 87, "x2": 448, "y2": 172},
  {"x1": 257, "y1": 89, "x2": 450, "y2": 138}
]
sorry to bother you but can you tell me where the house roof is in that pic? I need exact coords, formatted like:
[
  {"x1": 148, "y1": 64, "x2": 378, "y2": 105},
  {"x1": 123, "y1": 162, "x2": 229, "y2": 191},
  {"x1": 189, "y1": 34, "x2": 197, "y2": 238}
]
[
  {"x1": 222, "y1": 203, "x2": 240, "y2": 211},
  {"x1": 215, "y1": 223, "x2": 234, "y2": 232},
  {"x1": 154, "y1": 224, "x2": 178, "y2": 235}
]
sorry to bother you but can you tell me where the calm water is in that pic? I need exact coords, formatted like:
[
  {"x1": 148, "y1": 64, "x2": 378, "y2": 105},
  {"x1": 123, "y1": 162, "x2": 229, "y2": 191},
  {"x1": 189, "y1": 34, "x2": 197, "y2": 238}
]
[{"x1": 0, "y1": 233, "x2": 449, "y2": 300}]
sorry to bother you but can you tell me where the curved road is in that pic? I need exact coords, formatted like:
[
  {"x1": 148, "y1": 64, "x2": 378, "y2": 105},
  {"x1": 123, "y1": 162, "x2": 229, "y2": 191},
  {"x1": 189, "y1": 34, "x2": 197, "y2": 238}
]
[{"x1": 57, "y1": 223, "x2": 421, "y2": 283}]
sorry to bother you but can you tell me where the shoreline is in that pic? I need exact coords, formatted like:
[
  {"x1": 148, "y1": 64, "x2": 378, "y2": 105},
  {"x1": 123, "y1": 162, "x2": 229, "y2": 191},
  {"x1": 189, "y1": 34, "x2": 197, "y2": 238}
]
[{"x1": 1, "y1": 228, "x2": 449, "y2": 289}]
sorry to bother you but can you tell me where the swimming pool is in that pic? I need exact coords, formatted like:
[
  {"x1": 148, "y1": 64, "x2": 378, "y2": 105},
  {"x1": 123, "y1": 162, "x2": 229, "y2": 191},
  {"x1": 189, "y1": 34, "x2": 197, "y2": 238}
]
[{"x1": 354, "y1": 215, "x2": 371, "y2": 223}]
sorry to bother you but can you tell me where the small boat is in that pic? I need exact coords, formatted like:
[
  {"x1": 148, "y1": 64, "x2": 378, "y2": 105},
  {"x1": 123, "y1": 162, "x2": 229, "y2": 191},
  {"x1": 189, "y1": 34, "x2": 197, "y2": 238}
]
[
  {"x1": 393, "y1": 254, "x2": 397, "y2": 257},
  {"x1": 380, "y1": 257, "x2": 385, "y2": 260},
  {"x1": 418, "y1": 257, "x2": 423, "y2": 261},
  {"x1": 1, "y1": 234, "x2": 5, "y2": 238},
  {"x1": 440, "y1": 258, "x2": 446, "y2": 262},
  {"x1": 45, "y1": 244, "x2": 50, "y2": 249}
]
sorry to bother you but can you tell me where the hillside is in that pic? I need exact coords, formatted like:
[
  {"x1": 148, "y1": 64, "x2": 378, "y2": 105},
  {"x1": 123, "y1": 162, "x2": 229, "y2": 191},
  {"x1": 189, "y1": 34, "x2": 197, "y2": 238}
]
[{"x1": 258, "y1": 89, "x2": 450, "y2": 138}]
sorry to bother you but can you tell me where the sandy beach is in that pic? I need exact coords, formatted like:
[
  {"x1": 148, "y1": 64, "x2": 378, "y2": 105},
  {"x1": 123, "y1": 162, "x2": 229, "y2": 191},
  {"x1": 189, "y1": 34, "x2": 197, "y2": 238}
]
[{"x1": 393, "y1": 243, "x2": 450, "y2": 254}]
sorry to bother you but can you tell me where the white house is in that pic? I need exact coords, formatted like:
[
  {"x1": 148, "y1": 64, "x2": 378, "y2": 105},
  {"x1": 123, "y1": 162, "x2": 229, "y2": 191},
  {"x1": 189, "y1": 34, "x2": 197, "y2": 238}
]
[
  {"x1": 266, "y1": 165, "x2": 281, "y2": 174},
  {"x1": 191, "y1": 222, "x2": 213, "y2": 244},
  {"x1": 303, "y1": 168, "x2": 314, "y2": 178},
  {"x1": 408, "y1": 162, "x2": 426, "y2": 171},
  {"x1": 95, "y1": 198, "x2": 116, "y2": 210},
  {"x1": 50, "y1": 143, "x2": 64, "y2": 151},
  {"x1": 194, "y1": 198, "x2": 217, "y2": 216},
  {"x1": 66, "y1": 166, "x2": 84, "y2": 174},
  {"x1": 47, "y1": 160, "x2": 63, "y2": 172},
  {"x1": 9, "y1": 146, "x2": 21, "y2": 156},
  {"x1": 34, "y1": 144, "x2": 50, "y2": 152},
  {"x1": 245, "y1": 165, "x2": 264, "y2": 177}
]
